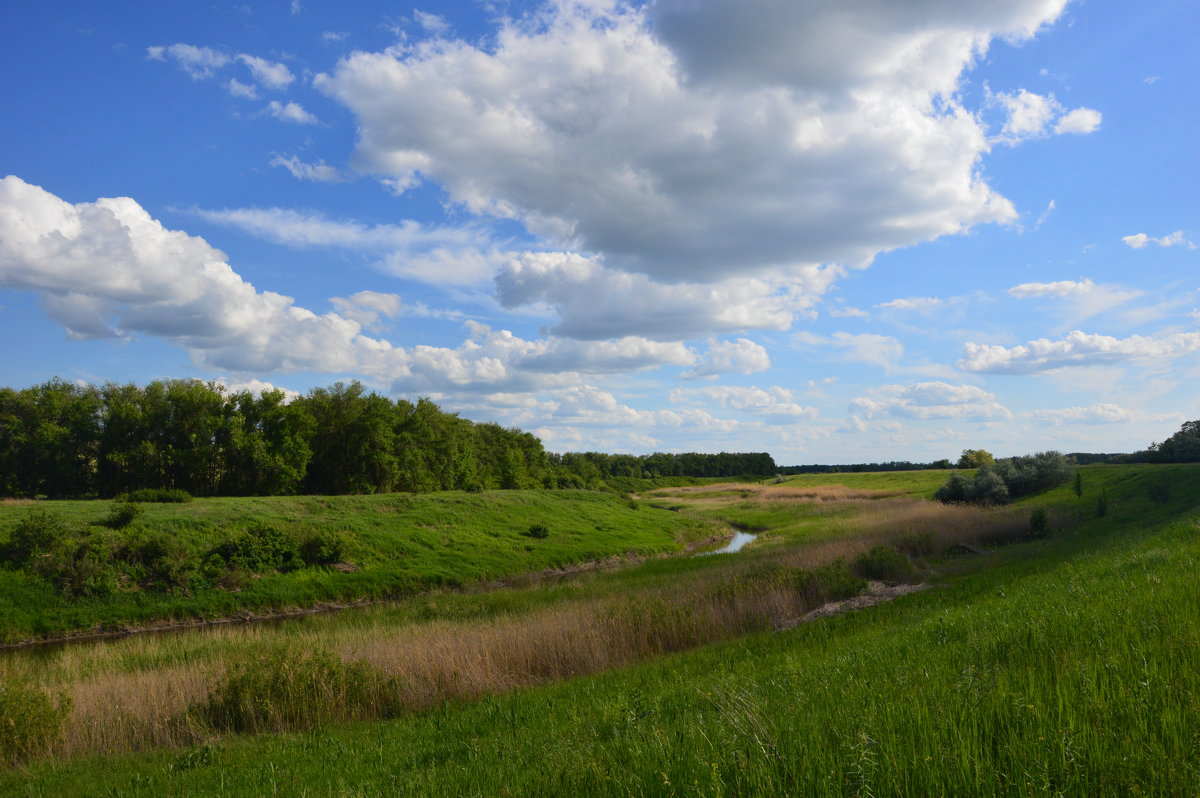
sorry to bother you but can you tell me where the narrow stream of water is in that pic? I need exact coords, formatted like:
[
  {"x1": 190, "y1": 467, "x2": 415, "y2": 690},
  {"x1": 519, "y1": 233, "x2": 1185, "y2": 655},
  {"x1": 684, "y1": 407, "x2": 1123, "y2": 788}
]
[{"x1": 697, "y1": 530, "x2": 758, "y2": 555}]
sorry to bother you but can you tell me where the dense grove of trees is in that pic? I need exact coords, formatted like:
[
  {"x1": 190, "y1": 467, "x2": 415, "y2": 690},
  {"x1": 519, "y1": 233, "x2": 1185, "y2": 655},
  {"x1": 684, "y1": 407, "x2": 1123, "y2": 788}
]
[
  {"x1": 0, "y1": 379, "x2": 778, "y2": 498},
  {"x1": 0, "y1": 379, "x2": 547, "y2": 497},
  {"x1": 547, "y1": 451, "x2": 776, "y2": 487}
]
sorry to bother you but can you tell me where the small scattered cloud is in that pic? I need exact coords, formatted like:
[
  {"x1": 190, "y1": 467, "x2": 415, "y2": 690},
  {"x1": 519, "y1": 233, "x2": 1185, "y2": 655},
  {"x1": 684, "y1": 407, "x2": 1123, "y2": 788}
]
[
  {"x1": 1034, "y1": 199, "x2": 1056, "y2": 230},
  {"x1": 146, "y1": 43, "x2": 230, "y2": 79},
  {"x1": 214, "y1": 377, "x2": 301, "y2": 402},
  {"x1": 828, "y1": 305, "x2": 868, "y2": 319},
  {"x1": 1144, "y1": 75, "x2": 1161, "y2": 85},
  {"x1": 265, "y1": 100, "x2": 318, "y2": 125},
  {"x1": 682, "y1": 338, "x2": 770, "y2": 379},
  {"x1": 875, "y1": 297, "x2": 942, "y2": 312},
  {"x1": 1053, "y1": 107, "x2": 1101, "y2": 135},
  {"x1": 414, "y1": 10, "x2": 450, "y2": 34},
  {"x1": 323, "y1": 31, "x2": 349, "y2": 42},
  {"x1": 237, "y1": 54, "x2": 294, "y2": 89},
  {"x1": 1008, "y1": 279, "x2": 1094, "y2": 298},
  {"x1": 1026, "y1": 403, "x2": 1133, "y2": 425},
  {"x1": 269, "y1": 155, "x2": 343, "y2": 182},
  {"x1": 1122, "y1": 231, "x2": 1196, "y2": 250},
  {"x1": 225, "y1": 78, "x2": 258, "y2": 99},
  {"x1": 989, "y1": 88, "x2": 1101, "y2": 144}
]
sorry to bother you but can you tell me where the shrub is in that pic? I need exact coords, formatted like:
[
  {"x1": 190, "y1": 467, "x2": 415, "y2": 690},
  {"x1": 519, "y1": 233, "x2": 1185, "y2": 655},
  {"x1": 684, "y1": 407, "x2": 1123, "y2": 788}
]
[
  {"x1": 935, "y1": 451, "x2": 1074, "y2": 506},
  {"x1": 932, "y1": 473, "x2": 968, "y2": 503},
  {"x1": 1028, "y1": 508, "x2": 1048, "y2": 538},
  {"x1": 208, "y1": 523, "x2": 301, "y2": 575},
  {"x1": 1073, "y1": 471, "x2": 1084, "y2": 498},
  {"x1": 30, "y1": 531, "x2": 121, "y2": 598},
  {"x1": 795, "y1": 559, "x2": 866, "y2": 606},
  {"x1": 121, "y1": 530, "x2": 201, "y2": 593},
  {"x1": 1097, "y1": 490, "x2": 1109, "y2": 518},
  {"x1": 524, "y1": 523, "x2": 550, "y2": 539},
  {"x1": 299, "y1": 529, "x2": 348, "y2": 566},
  {"x1": 852, "y1": 546, "x2": 915, "y2": 582},
  {"x1": 199, "y1": 648, "x2": 399, "y2": 734},
  {"x1": 104, "y1": 499, "x2": 143, "y2": 529},
  {"x1": 0, "y1": 680, "x2": 71, "y2": 766},
  {"x1": 965, "y1": 467, "x2": 1010, "y2": 506},
  {"x1": 124, "y1": 488, "x2": 193, "y2": 503},
  {"x1": 4, "y1": 510, "x2": 70, "y2": 565}
]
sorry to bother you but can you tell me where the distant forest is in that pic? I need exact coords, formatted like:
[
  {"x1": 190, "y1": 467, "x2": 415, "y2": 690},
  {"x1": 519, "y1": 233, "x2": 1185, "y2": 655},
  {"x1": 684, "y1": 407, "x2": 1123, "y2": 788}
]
[{"x1": 0, "y1": 379, "x2": 776, "y2": 498}]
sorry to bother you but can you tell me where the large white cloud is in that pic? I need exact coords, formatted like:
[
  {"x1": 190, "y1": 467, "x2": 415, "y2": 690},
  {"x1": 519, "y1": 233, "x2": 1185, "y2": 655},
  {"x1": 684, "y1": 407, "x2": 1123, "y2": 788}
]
[
  {"x1": 496, "y1": 251, "x2": 826, "y2": 340},
  {"x1": 850, "y1": 381, "x2": 1011, "y2": 421},
  {"x1": 192, "y1": 206, "x2": 500, "y2": 285},
  {"x1": 960, "y1": 330, "x2": 1200, "y2": 374},
  {"x1": 669, "y1": 385, "x2": 817, "y2": 419},
  {"x1": 314, "y1": 0, "x2": 1071, "y2": 289},
  {"x1": 0, "y1": 177, "x2": 698, "y2": 392}
]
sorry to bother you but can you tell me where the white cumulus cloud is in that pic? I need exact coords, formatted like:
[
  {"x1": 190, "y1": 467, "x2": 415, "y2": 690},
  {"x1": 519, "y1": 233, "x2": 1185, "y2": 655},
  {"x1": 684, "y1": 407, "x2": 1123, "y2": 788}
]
[
  {"x1": 1122, "y1": 231, "x2": 1196, "y2": 250},
  {"x1": 959, "y1": 330, "x2": 1200, "y2": 374},
  {"x1": 850, "y1": 381, "x2": 1011, "y2": 421},
  {"x1": 147, "y1": 44, "x2": 231, "y2": 79},
  {"x1": 313, "y1": 0, "x2": 1078, "y2": 290},
  {"x1": 670, "y1": 385, "x2": 816, "y2": 419},
  {"x1": 266, "y1": 100, "x2": 318, "y2": 125},
  {"x1": 237, "y1": 54, "x2": 294, "y2": 89},
  {"x1": 682, "y1": 338, "x2": 771, "y2": 379}
]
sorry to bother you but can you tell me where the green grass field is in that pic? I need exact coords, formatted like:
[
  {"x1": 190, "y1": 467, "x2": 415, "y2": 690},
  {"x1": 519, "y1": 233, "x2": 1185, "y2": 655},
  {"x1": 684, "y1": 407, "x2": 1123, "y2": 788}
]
[
  {"x1": 0, "y1": 490, "x2": 712, "y2": 643},
  {"x1": 2, "y1": 463, "x2": 1198, "y2": 795}
]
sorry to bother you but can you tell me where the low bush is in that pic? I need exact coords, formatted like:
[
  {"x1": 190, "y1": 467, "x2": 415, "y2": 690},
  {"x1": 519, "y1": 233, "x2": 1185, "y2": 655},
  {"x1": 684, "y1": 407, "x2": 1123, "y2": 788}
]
[
  {"x1": 123, "y1": 488, "x2": 193, "y2": 503},
  {"x1": 4, "y1": 509, "x2": 71, "y2": 565},
  {"x1": 199, "y1": 648, "x2": 399, "y2": 734},
  {"x1": 524, "y1": 523, "x2": 550, "y2": 539},
  {"x1": 299, "y1": 529, "x2": 348, "y2": 566},
  {"x1": 851, "y1": 546, "x2": 915, "y2": 582},
  {"x1": 1029, "y1": 508, "x2": 1048, "y2": 538},
  {"x1": 0, "y1": 680, "x2": 71, "y2": 766},
  {"x1": 121, "y1": 529, "x2": 202, "y2": 593},
  {"x1": 104, "y1": 499, "x2": 143, "y2": 529},
  {"x1": 207, "y1": 523, "x2": 301, "y2": 575},
  {"x1": 795, "y1": 559, "x2": 866, "y2": 606}
]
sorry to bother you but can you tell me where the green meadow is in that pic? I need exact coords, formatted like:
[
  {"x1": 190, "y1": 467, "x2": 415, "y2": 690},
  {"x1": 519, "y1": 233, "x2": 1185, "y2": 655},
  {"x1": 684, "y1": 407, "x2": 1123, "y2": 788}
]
[
  {"x1": 0, "y1": 489, "x2": 712, "y2": 643},
  {"x1": 1, "y1": 463, "x2": 1198, "y2": 795}
]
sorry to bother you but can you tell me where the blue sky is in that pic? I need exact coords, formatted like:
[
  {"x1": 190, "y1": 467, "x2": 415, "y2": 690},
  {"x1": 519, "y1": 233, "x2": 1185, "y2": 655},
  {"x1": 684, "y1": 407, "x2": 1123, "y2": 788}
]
[{"x1": 1, "y1": 0, "x2": 1196, "y2": 463}]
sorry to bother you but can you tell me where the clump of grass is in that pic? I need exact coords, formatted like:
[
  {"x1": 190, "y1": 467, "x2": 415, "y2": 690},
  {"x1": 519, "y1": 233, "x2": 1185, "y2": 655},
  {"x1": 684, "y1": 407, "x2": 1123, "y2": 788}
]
[
  {"x1": 524, "y1": 523, "x2": 550, "y2": 539},
  {"x1": 199, "y1": 648, "x2": 400, "y2": 734},
  {"x1": 0, "y1": 680, "x2": 71, "y2": 766},
  {"x1": 103, "y1": 499, "x2": 143, "y2": 529},
  {"x1": 795, "y1": 559, "x2": 866, "y2": 605},
  {"x1": 851, "y1": 546, "x2": 915, "y2": 582},
  {"x1": 122, "y1": 488, "x2": 193, "y2": 504},
  {"x1": 1028, "y1": 507, "x2": 1048, "y2": 538},
  {"x1": 298, "y1": 529, "x2": 348, "y2": 566}
]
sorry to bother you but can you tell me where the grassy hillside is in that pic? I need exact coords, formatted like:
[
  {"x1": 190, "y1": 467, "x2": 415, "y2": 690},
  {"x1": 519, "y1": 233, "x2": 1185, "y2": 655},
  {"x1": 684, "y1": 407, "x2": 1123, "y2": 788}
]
[
  {"x1": 0, "y1": 490, "x2": 710, "y2": 643},
  {"x1": 3, "y1": 464, "x2": 1198, "y2": 794}
]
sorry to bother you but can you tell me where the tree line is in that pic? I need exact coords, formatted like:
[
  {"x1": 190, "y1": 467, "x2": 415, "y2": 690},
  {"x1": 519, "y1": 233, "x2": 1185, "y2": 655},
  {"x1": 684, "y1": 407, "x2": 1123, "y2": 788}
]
[{"x1": 0, "y1": 379, "x2": 777, "y2": 498}]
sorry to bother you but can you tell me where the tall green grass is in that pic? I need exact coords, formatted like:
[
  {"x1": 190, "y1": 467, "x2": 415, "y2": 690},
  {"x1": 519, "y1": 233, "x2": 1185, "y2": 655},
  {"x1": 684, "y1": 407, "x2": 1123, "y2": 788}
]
[
  {"x1": 3, "y1": 464, "x2": 1197, "y2": 795},
  {"x1": 0, "y1": 490, "x2": 709, "y2": 643}
]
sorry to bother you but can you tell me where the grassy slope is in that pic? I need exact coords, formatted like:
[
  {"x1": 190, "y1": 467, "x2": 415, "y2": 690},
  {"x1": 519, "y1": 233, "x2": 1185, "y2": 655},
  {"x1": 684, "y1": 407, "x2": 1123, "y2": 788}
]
[
  {"x1": 5, "y1": 464, "x2": 1199, "y2": 795},
  {"x1": 781, "y1": 469, "x2": 959, "y2": 498},
  {"x1": 0, "y1": 490, "x2": 707, "y2": 642}
]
